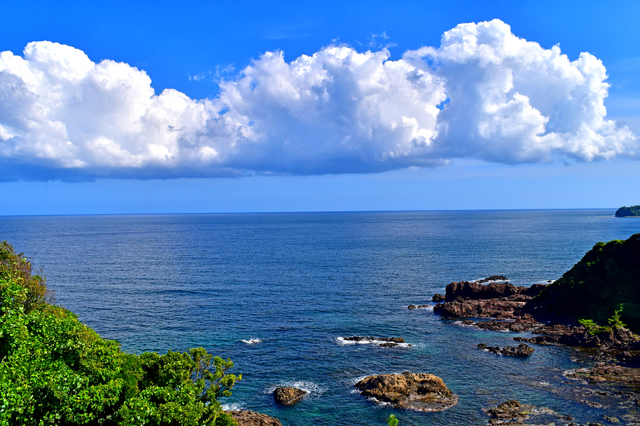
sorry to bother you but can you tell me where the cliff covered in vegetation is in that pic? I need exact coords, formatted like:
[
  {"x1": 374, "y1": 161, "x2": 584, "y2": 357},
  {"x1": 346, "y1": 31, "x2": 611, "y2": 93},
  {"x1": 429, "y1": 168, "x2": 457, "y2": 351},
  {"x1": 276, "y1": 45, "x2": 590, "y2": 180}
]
[
  {"x1": 0, "y1": 241, "x2": 240, "y2": 426},
  {"x1": 615, "y1": 205, "x2": 640, "y2": 217},
  {"x1": 526, "y1": 233, "x2": 640, "y2": 333}
]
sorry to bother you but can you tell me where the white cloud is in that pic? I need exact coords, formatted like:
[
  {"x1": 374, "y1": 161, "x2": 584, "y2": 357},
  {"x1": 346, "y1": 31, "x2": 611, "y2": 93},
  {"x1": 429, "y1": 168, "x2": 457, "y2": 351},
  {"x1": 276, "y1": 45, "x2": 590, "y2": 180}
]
[
  {"x1": 0, "y1": 20, "x2": 637, "y2": 181},
  {"x1": 405, "y1": 20, "x2": 637, "y2": 163}
]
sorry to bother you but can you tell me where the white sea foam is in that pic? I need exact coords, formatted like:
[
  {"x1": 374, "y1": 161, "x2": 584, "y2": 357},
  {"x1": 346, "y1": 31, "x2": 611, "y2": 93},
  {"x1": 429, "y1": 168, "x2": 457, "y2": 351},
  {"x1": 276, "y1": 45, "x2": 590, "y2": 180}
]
[
  {"x1": 221, "y1": 402, "x2": 245, "y2": 411},
  {"x1": 241, "y1": 338, "x2": 261, "y2": 345},
  {"x1": 265, "y1": 380, "x2": 327, "y2": 398},
  {"x1": 349, "y1": 375, "x2": 371, "y2": 386},
  {"x1": 406, "y1": 305, "x2": 434, "y2": 311},
  {"x1": 562, "y1": 368, "x2": 589, "y2": 378},
  {"x1": 367, "y1": 396, "x2": 391, "y2": 406},
  {"x1": 336, "y1": 337, "x2": 411, "y2": 348}
]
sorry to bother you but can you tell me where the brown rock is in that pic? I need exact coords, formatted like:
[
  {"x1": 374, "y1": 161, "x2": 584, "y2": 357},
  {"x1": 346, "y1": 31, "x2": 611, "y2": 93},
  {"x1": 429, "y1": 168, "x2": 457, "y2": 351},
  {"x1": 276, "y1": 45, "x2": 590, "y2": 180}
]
[
  {"x1": 478, "y1": 343, "x2": 534, "y2": 357},
  {"x1": 564, "y1": 363, "x2": 640, "y2": 387},
  {"x1": 228, "y1": 410, "x2": 282, "y2": 426},
  {"x1": 432, "y1": 294, "x2": 445, "y2": 302},
  {"x1": 274, "y1": 387, "x2": 307, "y2": 405},
  {"x1": 500, "y1": 343, "x2": 534, "y2": 357},
  {"x1": 354, "y1": 372, "x2": 458, "y2": 412},
  {"x1": 408, "y1": 304, "x2": 431, "y2": 309},
  {"x1": 486, "y1": 399, "x2": 529, "y2": 419},
  {"x1": 484, "y1": 400, "x2": 569, "y2": 424},
  {"x1": 433, "y1": 298, "x2": 527, "y2": 319},
  {"x1": 444, "y1": 281, "x2": 520, "y2": 302}
]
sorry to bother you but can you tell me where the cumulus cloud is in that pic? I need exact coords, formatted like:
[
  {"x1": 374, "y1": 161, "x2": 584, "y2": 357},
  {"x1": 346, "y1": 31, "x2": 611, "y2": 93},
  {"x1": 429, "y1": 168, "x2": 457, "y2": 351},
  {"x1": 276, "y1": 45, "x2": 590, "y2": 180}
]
[{"x1": 0, "y1": 19, "x2": 637, "y2": 181}]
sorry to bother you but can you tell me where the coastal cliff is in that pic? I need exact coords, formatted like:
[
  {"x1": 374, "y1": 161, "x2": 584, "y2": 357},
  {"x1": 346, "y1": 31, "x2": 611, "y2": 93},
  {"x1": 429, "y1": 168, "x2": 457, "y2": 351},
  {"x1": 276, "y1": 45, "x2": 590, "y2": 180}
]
[
  {"x1": 615, "y1": 205, "x2": 640, "y2": 217},
  {"x1": 525, "y1": 233, "x2": 640, "y2": 333}
]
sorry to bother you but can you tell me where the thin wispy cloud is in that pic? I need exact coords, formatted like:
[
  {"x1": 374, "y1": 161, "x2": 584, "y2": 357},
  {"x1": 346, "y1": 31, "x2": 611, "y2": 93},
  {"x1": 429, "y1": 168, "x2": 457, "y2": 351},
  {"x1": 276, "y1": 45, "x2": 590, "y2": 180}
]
[{"x1": 0, "y1": 19, "x2": 637, "y2": 181}]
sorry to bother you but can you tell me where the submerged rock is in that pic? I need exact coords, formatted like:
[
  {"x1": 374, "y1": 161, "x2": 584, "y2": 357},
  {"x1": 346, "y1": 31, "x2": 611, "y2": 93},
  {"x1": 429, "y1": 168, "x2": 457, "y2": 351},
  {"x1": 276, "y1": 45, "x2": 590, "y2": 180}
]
[
  {"x1": 514, "y1": 325, "x2": 640, "y2": 351},
  {"x1": 564, "y1": 363, "x2": 640, "y2": 387},
  {"x1": 408, "y1": 304, "x2": 431, "y2": 310},
  {"x1": 228, "y1": 410, "x2": 282, "y2": 426},
  {"x1": 354, "y1": 372, "x2": 458, "y2": 412},
  {"x1": 274, "y1": 387, "x2": 307, "y2": 405},
  {"x1": 484, "y1": 400, "x2": 568, "y2": 425},
  {"x1": 478, "y1": 343, "x2": 534, "y2": 357},
  {"x1": 341, "y1": 336, "x2": 408, "y2": 347},
  {"x1": 486, "y1": 399, "x2": 531, "y2": 420}
]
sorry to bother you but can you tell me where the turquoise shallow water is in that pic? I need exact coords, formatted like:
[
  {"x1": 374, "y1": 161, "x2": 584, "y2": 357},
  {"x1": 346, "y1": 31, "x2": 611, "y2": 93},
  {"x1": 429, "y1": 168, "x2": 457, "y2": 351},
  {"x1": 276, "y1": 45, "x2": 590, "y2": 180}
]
[{"x1": 1, "y1": 210, "x2": 640, "y2": 425}]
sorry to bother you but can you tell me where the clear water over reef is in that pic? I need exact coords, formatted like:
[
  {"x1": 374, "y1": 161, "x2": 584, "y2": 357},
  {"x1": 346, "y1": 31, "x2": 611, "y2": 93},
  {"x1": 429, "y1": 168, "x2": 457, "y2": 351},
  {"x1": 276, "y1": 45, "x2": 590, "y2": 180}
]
[{"x1": 1, "y1": 210, "x2": 639, "y2": 425}]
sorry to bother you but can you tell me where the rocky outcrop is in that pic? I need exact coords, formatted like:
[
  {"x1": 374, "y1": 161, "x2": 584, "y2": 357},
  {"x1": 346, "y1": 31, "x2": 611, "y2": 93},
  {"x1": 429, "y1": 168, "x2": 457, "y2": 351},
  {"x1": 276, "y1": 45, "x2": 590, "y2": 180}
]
[
  {"x1": 433, "y1": 280, "x2": 546, "y2": 319},
  {"x1": 341, "y1": 336, "x2": 407, "y2": 347},
  {"x1": 565, "y1": 363, "x2": 640, "y2": 387},
  {"x1": 432, "y1": 294, "x2": 445, "y2": 302},
  {"x1": 485, "y1": 399, "x2": 533, "y2": 421},
  {"x1": 228, "y1": 410, "x2": 282, "y2": 426},
  {"x1": 477, "y1": 343, "x2": 534, "y2": 357},
  {"x1": 465, "y1": 316, "x2": 540, "y2": 332},
  {"x1": 434, "y1": 277, "x2": 640, "y2": 357},
  {"x1": 484, "y1": 400, "x2": 571, "y2": 425},
  {"x1": 514, "y1": 325, "x2": 640, "y2": 351},
  {"x1": 443, "y1": 280, "x2": 545, "y2": 303},
  {"x1": 407, "y1": 304, "x2": 431, "y2": 310},
  {"x1": 354, "y1": 372, "x2": 458, "y2": 412},
  {"x1": 274, "y1": 387, "x2": 307, "y2": 405}
]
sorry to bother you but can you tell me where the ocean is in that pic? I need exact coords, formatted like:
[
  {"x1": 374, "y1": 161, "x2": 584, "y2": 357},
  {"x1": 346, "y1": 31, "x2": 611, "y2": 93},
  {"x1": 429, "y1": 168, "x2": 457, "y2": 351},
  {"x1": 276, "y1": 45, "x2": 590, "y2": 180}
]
[{"x1": 1, "y1": 209, "x2": 639, "y2": 425}]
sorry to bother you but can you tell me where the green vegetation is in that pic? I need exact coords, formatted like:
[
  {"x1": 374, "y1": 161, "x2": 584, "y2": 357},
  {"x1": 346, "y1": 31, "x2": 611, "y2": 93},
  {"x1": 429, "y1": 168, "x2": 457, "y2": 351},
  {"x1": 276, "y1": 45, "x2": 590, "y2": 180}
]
[
  {"x1": 615, "y1": 205, "x2": 640, "y2": 217},
  {"x1": 578, "y1": 306, "x2": 627, "y2": 335},
  {"x1": 387, "y1": 414, "x2": 399, "y2": 426},
  {"x1": 532, "y1": 233, "x2": 640, "y2": 333},
  {"x1": 0, "y1": 241, "x2": 240, "y2": 426}
]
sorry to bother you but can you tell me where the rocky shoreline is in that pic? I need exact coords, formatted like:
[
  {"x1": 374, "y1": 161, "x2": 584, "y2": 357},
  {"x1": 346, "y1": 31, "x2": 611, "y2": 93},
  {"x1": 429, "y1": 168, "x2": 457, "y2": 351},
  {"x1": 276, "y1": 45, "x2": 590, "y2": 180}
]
[{"x1": 427, "y1": 276, "x2": 640, "y2": 424}]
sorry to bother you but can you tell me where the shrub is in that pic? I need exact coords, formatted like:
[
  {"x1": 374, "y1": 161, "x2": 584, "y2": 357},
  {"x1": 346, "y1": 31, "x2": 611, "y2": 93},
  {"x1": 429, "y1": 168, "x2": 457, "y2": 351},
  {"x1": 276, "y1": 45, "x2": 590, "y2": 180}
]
[{"x1": 0, "y1": 241, "x2": 239, "y2": 426}]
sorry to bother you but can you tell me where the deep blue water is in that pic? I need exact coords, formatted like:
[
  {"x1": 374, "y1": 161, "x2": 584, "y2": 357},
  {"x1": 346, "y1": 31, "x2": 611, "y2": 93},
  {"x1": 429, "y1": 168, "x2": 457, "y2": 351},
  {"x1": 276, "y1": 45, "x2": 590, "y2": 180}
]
[{"x1": 1, "y1": 210, "x2": 640, "y2": 425}]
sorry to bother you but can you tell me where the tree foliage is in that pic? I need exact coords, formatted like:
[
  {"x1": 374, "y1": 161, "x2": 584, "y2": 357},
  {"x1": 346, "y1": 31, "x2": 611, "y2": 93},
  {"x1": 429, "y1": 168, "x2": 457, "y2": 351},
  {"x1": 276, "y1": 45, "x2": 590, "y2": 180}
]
[{"x1": 0, "y1": 241, "x2": 239, "y2": 426}]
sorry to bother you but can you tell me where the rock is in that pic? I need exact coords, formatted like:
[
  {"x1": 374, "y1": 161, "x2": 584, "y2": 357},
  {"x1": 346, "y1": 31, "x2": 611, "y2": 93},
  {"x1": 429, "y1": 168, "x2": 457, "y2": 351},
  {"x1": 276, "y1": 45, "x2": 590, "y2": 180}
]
[
  {"x1": 354, "y1": 372, "x2": 458, "y2": 412},
  {"x1": 433, "y1": 297, "x2": 528, "y2": 319},
  {"x1": 475, "y1": 275, "x2": 509, "y2": 284},
  {"x1": 432, "y1": 294, "x2": 445, "y2": 302},
  {"x1": 477, "y1": 343, "x2": 500, "y2": 354},
  {"x1": 484, "y1": 400, "x2": 566, "y2": 424},
  {"x1": 433, "y1": 280, "x2": 548, "y2": 319},
  {"x1": 522, "y1": 283, "x2": 546, "y2": 298},
  {"x1": 478, "y1": 343, "x2": 534, "y2": 357},
  {"x1": 513, "y1": 325, "x2": 640, "y2": 352},
  {"x1": 228, "y1": 410, "x2": 282, "y2": 426},
  {"x1": 564, "y1": 363, "x2": 640, "y2": 388},
  {"x1": 439, "y1": 280, "x2": 547, "y2": 304},
  {"x1": 486, "y1": 399, "x2": 530, "y2": 419},
  {"x1": 407, "y1": 304, "x2": 430, "y2": 310},
  {"x1": 500, "y1": 343, "x2": 534, "y2": 357},
  {"x1": 474, "y1": 317, "x2": 541, "y2": 332},
  {"x1": 341, "y1": 336, "x2": 407, "y2": 347},
  {"x1": 444, "y1": 281, "x2": 521, "y2": 302},
  {"x1": 274, "y1": 387, "x2": 307, "y2": 405}
]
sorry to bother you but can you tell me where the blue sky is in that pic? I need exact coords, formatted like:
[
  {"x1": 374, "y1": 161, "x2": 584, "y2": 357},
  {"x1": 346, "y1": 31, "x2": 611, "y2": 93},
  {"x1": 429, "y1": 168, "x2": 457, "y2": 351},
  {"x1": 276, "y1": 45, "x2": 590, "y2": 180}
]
[{"x1": 1, "y1": 0, "x2": 639, "y2": 214}]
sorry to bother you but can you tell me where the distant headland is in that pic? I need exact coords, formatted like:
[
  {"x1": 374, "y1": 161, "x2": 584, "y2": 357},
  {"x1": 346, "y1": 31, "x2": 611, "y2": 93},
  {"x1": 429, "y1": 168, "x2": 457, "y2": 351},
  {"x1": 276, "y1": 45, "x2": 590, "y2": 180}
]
[{"x1": 615, "y1": 205, "x2": 640, "y2": 217}]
